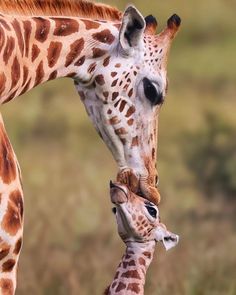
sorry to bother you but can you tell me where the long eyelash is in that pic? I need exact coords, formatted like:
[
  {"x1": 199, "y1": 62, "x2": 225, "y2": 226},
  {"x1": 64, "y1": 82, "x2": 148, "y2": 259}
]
[{"x1": 143, "y1": 78, "x2": 164, "y2": 105}]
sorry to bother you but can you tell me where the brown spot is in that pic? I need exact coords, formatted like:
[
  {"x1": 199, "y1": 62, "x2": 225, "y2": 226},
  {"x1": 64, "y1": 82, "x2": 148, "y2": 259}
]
[
  {"x1": 14, "y1": 237, "x2": 22, "y2": 255},
  {"x1": 10, "y1": 190, "x2": 24, "y2": 220},
  {"x1": 0, "y1": 19, "x2": 11, "y2": 30},
  {"x1": 95, "y1": 74, "x2": 105, "y2": 85},
  {"x1": 103, "y1": 56, "x2": 110, "y2": 67},
  {"x1": 103, "y1": 92, "x2": 109, "y2": 99},
  {"x1": 1, "y1": 190, "x2": 23, "y2": 236},
  {"x1": 0, "y1": 242, "x2": 10, "y2": 261},
  {"x1": 152, "y1": 147, "x2": 155, "y2": 160},
  {"x1": 143, "y1": 251, "x2": 151, "y2": 259},
  {"x1": 127, "y1": 118, "x2": 134, "y2": 126},
  {"x1": 111, "y1": 79, "x2": 118, "y2": 87},
  {"x1": 125, "y1": 106, "x2": 135, "y2": 117},
  {"x1": 75, "y1": 55, "x2": 85, "y2": 67},
  {"x1": 3, "y1": 36, "x2": 15, "y2": 64},
  {"x1": 52, "y1": 18, "x2": 79, "y2": 36},
  {"x1": 87, "y1": 62, "x2": 97, "y2": 74},
  {"x1": 139, "y1": 257, "x2": 146, "y2": 266},
  {"x1": 0, "y1": 26, "x2": 5, "y2": 52},
  {"x1": 2, "y1": 259, "x2": 16, "y2": 272},
  {"x1": 23, "y1": 20, "x2": 32, "y2": 57},
  {"x1": 127, "y1": 283, "x2": 140, "y2": 293},
  {"x1": 48, "y1": 70, "x2": 57, "y2": 80},
  {"x1": 11, "y1": 57, "x2": 20, "y2": 89},
  {"x1": 0, "y1": 279, "x2": 14, "y2": 295},
  {"x1": 82, "y1": 19, "x2": 101, "y2": 30},
  {"x1": 111, "y1": 282, "x2": 117, "y2": 289},
  {"x1": 109, "y1": 116, "x2": 120, "y2": 125},
  {"x1": 47, "y1": 41, "x2": 63, "y2": 67},
  {"x1": 121, "y1": 270, "x2": 141, "y2": 279},
  {"x1": 34, "y1": 61, "x2": 45, "y2": 86},
  {"x1": 33, "y1": 17, "x2": 50, "y2": 42},
  {"x1": 92, "y1": 48, "x2": 107, "y2": 58},
  {"x1": 115, "y1": 282, "x2": 126, "y2": 292},
  {"x1": 22, "y1": 66, "x2": 29, "y2": 86},
  {"x1": 65, "y1": 38, "x2": 85, "y2": 67},
  {"x1": 128, "y1": 88, "x2": 133, "y2": 97},
  {"x1": 12, "y1": 19, "x2": 24, "y2": 55},
  {"x1": 114, "y1": 271, "x2": 119, "y2": 280},
  {"x1": 115, "y1": 63, "x2": 121, "y2": 68},
  {"x1": 111, "y1": 72, "x2": 117, "y2": 77},
  {"x1": 123, "y1": 260, "x2": 136, "y2": 268},
  {"x1": 107, "y1": 109, "x2": 112, "y2": 115},
  {"x1": 0, "y1": 73, "x2": 6, "y2": 96},
  {"x1": 66, "y1": 72, "x2": 76, "y2": 78},
  {"x1": 31, "y1": 44, "x2": 40, "y2": 62},
  {"x1": 114, "y1": 99, "x2": 121, "y2": 108},
  {"x1": 115, "y1": 128, "x2": 127, "y2": 136},
  {"x1": 119, "y1": 100, "x2": 127, "y2": 112},
  {"x1": 112, "y1": 92, "x2": 119, "y2": 101},
  {"x1": 92, "y1": 29, "x2": 115, "y2": 44},
  {"x1": 131, "y1": 136, "x2": 139, "y2": 147}
]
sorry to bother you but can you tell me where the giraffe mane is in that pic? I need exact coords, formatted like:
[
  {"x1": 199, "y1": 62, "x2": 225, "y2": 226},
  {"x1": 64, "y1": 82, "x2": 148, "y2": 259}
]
[{"x1": 0, "y1": 0, "x2": 122, "y2": 21}]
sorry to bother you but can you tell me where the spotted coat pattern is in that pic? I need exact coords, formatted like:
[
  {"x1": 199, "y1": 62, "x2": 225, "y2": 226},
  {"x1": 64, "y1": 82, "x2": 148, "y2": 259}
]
[{"x1": 106, "y1": 182, "x2": 179, "y2": 295}]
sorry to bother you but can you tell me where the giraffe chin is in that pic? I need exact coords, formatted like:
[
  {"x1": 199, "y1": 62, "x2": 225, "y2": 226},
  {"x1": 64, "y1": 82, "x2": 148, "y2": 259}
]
[{"x1": 116, "y1": 169, "x2": 161, "y2": 205}]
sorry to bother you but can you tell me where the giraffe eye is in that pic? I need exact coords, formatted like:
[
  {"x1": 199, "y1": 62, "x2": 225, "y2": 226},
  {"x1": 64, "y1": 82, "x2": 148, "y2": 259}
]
[
  {"x1": 112, "y1": 207, "x2": 117, "y2": 214},
  {"x1": 145, "y1": 206, "x2": 157, "y2": 218},
  {"x1": 143, "y1": 78, "x2": 164, "y2": 105}
]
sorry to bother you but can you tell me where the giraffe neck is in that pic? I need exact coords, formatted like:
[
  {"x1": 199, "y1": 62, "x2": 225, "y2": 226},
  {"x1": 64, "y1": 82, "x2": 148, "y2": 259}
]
[
  {"x1": 0, "y1": 13, "x2": 119, "y2": 104},
  {"x1": 106, "y1": 241, "x2": 155, "y2": 295}
]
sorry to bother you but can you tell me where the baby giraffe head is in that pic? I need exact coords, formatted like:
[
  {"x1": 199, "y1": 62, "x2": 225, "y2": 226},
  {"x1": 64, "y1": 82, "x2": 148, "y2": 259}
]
[{"x1": 110, "y1": 181, "x2": 179, "y2": 250}]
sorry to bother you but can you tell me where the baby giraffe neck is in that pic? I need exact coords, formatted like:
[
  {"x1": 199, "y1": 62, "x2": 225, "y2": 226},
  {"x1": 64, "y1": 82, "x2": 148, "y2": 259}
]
[{"x1": 106, "y1": 241, "x2": 155, "y2": 295}]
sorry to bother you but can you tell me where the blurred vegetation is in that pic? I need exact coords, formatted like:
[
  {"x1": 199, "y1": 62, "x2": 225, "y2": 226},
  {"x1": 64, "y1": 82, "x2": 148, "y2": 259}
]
[
  {"x1": 183, "y1": 112, "x2": 236, "y2": 201},
  {"x1": 0, "y1": 0, "x2": 235, "y2": 294}
]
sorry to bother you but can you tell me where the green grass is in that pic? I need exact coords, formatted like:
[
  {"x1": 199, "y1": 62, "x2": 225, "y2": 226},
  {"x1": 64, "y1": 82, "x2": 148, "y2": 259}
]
[{"x1": 1, "y1": 0, "x2": 236, "y2": 294}]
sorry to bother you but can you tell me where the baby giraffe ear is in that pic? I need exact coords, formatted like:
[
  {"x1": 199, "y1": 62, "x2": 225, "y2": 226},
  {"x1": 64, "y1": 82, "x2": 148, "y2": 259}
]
[
  {"x1": 119, "y1": 6, "x2": 146, "y2": 55},
  {"x1": 155, "y1": 225, "x2": 179, "y2": 251}
]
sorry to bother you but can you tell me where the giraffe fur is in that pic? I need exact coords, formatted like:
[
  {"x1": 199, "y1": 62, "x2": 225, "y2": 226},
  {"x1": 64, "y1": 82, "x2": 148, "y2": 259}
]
[
  {"x1": 106, "y1": 181, "x2": 178, "y2": 294},
  {"x1": 0, "y1": 1, "x2": 180, "y2": 293}
]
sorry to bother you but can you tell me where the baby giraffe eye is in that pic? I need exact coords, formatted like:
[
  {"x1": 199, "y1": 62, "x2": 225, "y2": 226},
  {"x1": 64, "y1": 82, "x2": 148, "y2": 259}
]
[
  {"x1": 145, "y1": 206, "x2": 157, "y2": 218},
  {"x1": 143, "y1": 78, "x2": 164, "y2": 105}
]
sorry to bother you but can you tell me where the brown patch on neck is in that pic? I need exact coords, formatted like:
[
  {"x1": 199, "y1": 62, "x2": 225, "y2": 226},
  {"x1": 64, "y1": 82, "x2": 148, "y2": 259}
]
[
  {"x1": 0, "y1": 278, "x2": 14, "y2": 294},
  {"x1": 0, "y1": 0, "x2": 122, "y2": 21},
  {"x1": 1, "y1": 189, "x2": 23, "y2": 236}
]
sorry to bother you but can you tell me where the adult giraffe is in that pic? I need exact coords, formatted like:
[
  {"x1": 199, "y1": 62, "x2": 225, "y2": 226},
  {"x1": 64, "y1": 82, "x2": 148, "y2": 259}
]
[{"x1": 0, "y1": 0, "x2": 180, "y2": 293}]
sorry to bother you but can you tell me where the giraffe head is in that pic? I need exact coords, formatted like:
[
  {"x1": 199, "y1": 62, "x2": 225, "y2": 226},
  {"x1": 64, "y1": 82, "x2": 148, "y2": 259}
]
[
  {"x1": 74, "y1": 6, "x2": 181, "y2": 203},
  {"x1": 110, "y1": 181, "x2": 179, "y2": 250}
]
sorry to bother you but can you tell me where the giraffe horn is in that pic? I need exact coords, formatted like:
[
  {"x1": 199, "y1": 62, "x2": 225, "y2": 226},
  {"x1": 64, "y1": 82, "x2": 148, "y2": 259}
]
[
  {"x1": 144, "y1": 15, "x2": 158, "y2": 35},
  {"x1": 158, "y1": 14, "x2": 181, "y2": 40},
  {"x1": 153, "y1": 14, "x2": 181, "y2": 71}
]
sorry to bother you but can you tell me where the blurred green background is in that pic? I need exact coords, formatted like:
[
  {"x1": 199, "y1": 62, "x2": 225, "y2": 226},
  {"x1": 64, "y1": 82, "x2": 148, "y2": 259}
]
[{"x1": 1, "y1": 0, "x2": 236, "y2": 294}]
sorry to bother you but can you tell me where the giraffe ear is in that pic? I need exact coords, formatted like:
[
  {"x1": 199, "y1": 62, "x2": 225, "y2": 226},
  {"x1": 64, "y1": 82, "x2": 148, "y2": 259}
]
[
  {"x1": 155, "y1": 226, "x2": 179, "y2": 251},
  {"x1": 119, "y1": 6, "x2": 146, "y2": 54}
]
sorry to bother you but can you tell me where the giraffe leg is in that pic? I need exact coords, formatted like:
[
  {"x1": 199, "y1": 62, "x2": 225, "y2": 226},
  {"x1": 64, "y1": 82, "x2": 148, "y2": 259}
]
[{"x1": 0, "y1": 113, "x2": 23, "y2": 295}]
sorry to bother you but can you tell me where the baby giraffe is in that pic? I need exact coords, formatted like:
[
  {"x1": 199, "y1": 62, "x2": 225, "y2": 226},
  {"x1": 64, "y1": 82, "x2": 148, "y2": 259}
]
[{"x1": 105, "y1": 181, "x2": 179, "y2": 295}]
